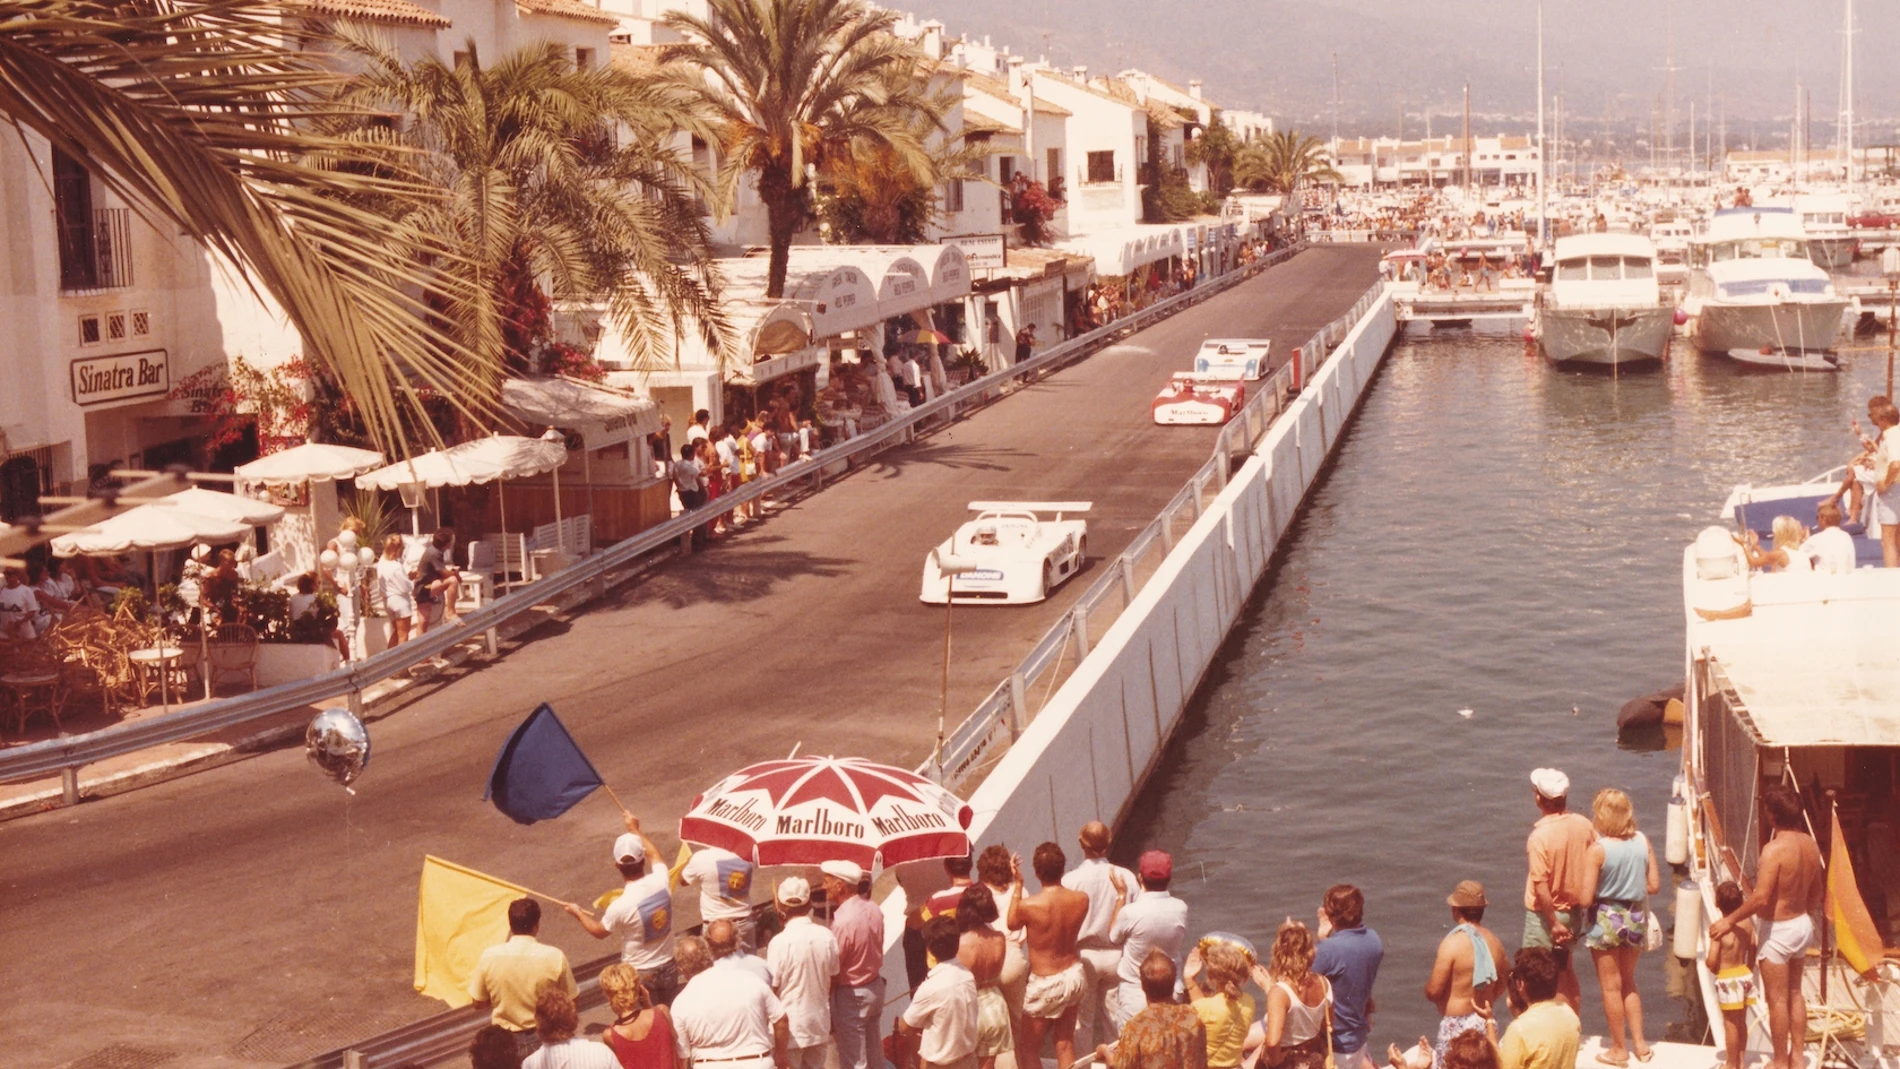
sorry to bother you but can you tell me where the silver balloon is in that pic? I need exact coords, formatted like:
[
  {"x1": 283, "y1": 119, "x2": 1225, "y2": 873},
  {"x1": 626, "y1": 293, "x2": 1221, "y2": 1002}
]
[{"x1": 306, "y1": 708, "x2": 371, "y2": 791}]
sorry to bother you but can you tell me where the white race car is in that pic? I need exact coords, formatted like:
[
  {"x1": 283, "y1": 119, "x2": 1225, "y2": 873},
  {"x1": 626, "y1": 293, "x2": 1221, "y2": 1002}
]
[
  {"x1": 1193, "y1": 338, "x2": 1271, "y2": 380},
  {"x1": 919, "y1": 502, "x2": 1091, "y2": 604}
]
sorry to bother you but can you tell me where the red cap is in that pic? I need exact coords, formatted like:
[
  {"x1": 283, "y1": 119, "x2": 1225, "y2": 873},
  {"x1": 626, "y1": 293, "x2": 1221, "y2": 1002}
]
[{"x1": 1138, "y1": 850, "x2": 1172, "y2": 883}]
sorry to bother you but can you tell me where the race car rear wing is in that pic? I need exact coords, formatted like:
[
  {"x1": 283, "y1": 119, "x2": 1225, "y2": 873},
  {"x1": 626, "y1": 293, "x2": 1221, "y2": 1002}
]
[{"x1": 968, "y1": 501, "x2": 1092, "y2": 520}]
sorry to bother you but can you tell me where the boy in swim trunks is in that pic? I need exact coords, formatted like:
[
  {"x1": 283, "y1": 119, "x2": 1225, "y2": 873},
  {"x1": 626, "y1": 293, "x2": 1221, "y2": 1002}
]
[
  {"x1": 1009, "y1": 842, "x2": 1092, "y2": 1069},
  {"x1": 1707, "y1": 881, "x2": 1756, "y2": 1069},
  {"x1": 1709, "y1": 784, "x2": 1825, "y2": 1069}
]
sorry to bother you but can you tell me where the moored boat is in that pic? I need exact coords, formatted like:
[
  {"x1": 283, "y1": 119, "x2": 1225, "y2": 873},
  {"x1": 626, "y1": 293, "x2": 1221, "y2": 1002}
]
[
  {"x1": 1535, "y1": 233, "x2": 1675, "y2": 368},
  {"x1": 1676, "y1": 473, "x2": 1900, "y2": 1069},
  {"x1": 1685, "y1": 207, "x2": 1848, "y2": 361}
]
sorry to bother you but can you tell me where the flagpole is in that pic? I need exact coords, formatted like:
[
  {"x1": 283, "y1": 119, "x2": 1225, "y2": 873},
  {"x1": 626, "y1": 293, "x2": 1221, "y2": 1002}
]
[
  {"x1": 1824, "y1": 790, "x2": 1837, "y2": 1004},
  {"x1": 601, "y1": 782, "x2": 630, "y2": 816}
]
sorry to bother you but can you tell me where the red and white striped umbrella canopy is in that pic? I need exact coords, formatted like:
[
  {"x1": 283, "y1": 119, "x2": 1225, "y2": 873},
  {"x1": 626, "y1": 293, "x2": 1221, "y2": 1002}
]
[{"x1": 678, "y1": 756, "x2": 973, "y2": 868}]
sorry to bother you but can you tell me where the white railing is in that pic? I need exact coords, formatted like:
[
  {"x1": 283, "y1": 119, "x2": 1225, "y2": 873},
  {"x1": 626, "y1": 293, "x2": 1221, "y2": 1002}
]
[
  {"x1": 922, "y1": 279, "x2": 1386, "y2": 792},
  {"x1": 0, "y1": 242, "x2": 1312, "y2": 789}
]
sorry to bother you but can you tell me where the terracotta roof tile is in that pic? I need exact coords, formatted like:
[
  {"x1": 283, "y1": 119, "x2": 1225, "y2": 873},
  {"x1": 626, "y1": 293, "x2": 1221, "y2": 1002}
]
[
  {"x1": 515, "y1": 0, "x2": 619, "y2": 25},
  {"x1": 290, "y1": 0, "x2": 449, "y2": 28}
]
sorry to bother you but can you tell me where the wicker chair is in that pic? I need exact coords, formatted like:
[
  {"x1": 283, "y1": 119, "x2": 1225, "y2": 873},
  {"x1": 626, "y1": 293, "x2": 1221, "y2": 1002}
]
[
  {"x1": 0, "y1": 638, "x2": 67, "y2": 733},
  {"x1": 205, "y1": 623, "x2": 260, "y2": 694}
]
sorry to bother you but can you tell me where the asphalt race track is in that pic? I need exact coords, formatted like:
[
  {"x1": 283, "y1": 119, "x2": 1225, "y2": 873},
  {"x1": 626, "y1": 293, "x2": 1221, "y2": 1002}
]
[{"x1": 2, "y1": 245, "x2": 1381, "y2": 1068}]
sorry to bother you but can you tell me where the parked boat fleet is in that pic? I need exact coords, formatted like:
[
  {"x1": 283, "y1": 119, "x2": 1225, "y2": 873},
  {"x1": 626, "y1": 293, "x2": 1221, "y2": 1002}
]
[{"x1": 1363, "y1": 182, "x2": 1900, "y2": 373}]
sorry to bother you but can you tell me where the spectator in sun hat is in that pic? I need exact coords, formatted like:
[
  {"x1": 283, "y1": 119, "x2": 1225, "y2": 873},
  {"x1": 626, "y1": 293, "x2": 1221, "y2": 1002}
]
[
  {"x1": 1523, "y1": 769, "x2": 1594, "y2": 1010},
  {"x1": 824, "y1": 859, "x2": 886, "y2": 1069},
  {"x1": 768, "y1": 876, "x2": 839, "y2": 1069},
  {"x1": 565, "y1": 813, "x2": 680, "y2": 1005}
]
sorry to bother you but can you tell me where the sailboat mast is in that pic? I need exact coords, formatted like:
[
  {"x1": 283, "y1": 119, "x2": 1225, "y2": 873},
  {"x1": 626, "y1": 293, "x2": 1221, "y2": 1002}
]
[
  {"x1": 1841, "y1": 0, "x2": 1855, "y2": 184},
  {"x1": 1463, "y1": 82, "x2": 1472, "y2": 190},
  {"x1": 1536, "y1": 0, "x2": 1546, "y2": 244}
]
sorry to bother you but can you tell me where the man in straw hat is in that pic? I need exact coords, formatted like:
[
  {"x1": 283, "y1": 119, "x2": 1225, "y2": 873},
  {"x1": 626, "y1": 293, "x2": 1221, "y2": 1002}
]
[
  {"x1": 1422, "y1": 881, "x2": 1508, "y2": 1068},
  {"x1": 1523, "y1": 768, "x2": 1594, "y2": 1010},
  {"x1": 767, "y1": 876, "x2": 839, "y2": 1069}
]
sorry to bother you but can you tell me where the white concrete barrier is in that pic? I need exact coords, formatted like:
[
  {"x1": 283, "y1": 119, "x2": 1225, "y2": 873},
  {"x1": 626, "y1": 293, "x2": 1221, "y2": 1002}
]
[{"x1": 875, "y1": 291, "x2": 1399, "y2": 1018}]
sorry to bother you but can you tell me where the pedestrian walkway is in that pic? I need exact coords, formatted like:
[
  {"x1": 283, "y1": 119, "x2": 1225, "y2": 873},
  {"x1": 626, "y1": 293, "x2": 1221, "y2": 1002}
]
[{"x1": 3, "y1": 246, "x2": 1383, "y2": 1069}]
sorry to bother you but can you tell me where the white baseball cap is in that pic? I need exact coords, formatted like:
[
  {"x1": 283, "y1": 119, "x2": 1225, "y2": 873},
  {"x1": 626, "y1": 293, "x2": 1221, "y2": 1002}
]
[
  {"x1": 612, "y1": 833, "x2": 644, "y2": 863},
  {"x1": 820, "y1": 859, "x2": 863, "y2": 884},
  {"x1": 1530, "y1": 768, "x2": 1570, "y2": 800},
  {"x1": 776, "y1": 876, "x2": 812, "y2": 906}
]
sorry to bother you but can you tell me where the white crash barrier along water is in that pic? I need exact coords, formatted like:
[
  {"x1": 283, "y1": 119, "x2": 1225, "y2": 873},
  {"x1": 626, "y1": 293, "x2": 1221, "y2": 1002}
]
[{"x1": 877, "y1": 290, "x2": 1400, "y2": 1018}]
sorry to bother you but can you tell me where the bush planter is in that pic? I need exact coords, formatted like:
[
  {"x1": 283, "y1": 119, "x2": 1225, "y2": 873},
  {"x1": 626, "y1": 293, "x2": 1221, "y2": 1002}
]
[{"x1": 256, "y1": 642, "x2": 343, "y2": 687}]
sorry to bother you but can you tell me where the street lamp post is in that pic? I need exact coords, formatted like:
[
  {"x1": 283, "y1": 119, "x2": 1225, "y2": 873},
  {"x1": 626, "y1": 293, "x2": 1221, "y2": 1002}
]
[
  {"x1": 932, "y1": 551, "x2": 977, "y2": 781},
  {"x1": 1884, "y1": 246, "x2": 1900, "y2": 397}
]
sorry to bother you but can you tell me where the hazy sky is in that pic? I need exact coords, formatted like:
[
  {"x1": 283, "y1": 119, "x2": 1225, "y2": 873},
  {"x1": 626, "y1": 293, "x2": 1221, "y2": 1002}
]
[{"x1": 901, "y1": 0, "x2": 1897, "y2": 136}]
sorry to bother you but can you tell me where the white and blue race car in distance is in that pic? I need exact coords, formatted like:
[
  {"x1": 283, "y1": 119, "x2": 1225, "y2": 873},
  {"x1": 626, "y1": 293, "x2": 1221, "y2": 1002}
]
[{"x1": 919, "y1": 502, "x2": 1091, "y2": 604}]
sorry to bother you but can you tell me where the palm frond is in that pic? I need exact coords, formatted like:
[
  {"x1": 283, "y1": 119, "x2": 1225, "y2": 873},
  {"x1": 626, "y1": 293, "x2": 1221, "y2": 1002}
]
[{"x1": 0, "y1": 0, "x2": 499, "y2": 454}]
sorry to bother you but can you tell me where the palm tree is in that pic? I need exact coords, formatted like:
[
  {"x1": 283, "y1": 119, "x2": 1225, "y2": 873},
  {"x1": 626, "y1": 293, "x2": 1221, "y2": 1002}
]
[
  {"x1": 1234, "y1": 131, "x2": 1344, "y2": 194},
  {"x1": 662, "y1": 0, "x2": 941, "y2": 298},
  {"x1": 332, "y1": 38, "x2": 726, "y2": 378},
  {"x1": 818, "y1": 99, "x2": 991, "y2": 245},
  {"x1": 0, "y1": 0, "x2": 492, "y2": 453}
]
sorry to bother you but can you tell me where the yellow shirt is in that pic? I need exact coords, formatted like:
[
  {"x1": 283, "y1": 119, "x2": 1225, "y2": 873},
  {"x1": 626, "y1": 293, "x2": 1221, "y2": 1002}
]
[
  {"x1": 1499, "y1": 999, "x2": 1580, "y2": 1069},
  {"x1": 1191, "y1": 992, "x2": 1256, "y2": 1069},
  {"x1": 467, "y1": 935, "x2": 577, "y2": 1031}
]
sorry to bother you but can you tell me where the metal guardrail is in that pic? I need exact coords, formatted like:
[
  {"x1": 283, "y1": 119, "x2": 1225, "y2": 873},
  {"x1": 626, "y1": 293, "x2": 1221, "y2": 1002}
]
[
  {"x1": 285, "y1": 262, "x2": 1381, "y2": 1069},
  {"x1": 0, "y1": 242, "x2": 1310, "y2": 789},
  {"x1": 923, "y1": 280, "x2": 1387, "y2": 792}
]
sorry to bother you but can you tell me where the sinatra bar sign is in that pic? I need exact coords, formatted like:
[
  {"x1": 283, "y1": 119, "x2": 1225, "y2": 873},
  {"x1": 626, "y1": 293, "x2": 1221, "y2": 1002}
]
[{"x1": 71, "y1": 349, "x2": 169, "y2": 408}]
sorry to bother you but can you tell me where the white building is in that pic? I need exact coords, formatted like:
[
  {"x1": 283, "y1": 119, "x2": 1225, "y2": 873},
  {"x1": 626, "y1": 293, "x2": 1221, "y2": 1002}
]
[{"x1": 1327, "y1": 134, "x2": 1541, "y2": 189}]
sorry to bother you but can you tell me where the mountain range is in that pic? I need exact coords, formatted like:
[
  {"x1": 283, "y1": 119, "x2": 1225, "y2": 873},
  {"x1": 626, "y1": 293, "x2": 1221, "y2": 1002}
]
[{"x1": 900, "y1": 0, "x2": 1899, "y2": 134}]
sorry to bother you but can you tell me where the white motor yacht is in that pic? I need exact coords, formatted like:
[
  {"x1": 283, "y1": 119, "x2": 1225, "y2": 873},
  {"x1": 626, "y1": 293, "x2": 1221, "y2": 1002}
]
[
  {"x1": 1793, "y1": 192, "x2": 1858, "y2": 271},
  {"x1": 1649, "y1": 218, "x2": 1695, "y2": 288},
  {"x1": 1535, "y1": 233, "x2": 1676, "y2": 368},
  {"x1": 1685, "y1": 207, "x2": 1848, "y2": 363}
]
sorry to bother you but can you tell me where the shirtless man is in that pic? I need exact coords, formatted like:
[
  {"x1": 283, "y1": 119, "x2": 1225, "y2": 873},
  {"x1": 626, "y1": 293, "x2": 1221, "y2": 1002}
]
[
  {"x1": 1421, "y1": 881, "x2": 1509, "y2": 1067},
  {"x1": 1709, "y1": 783, "x2": 1825, "y2": 1069},
  {"x1": 1008, "y1": 842, "x2": 1092, "y2": 1069}
]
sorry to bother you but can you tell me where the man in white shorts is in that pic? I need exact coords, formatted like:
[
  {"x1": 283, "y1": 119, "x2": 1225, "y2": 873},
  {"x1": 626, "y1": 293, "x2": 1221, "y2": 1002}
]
[
  {"x1": 1008, "y1": 843, "x2": 1090, "y2": 1069},
  {"x1": 1708, "y1": 783, "x2": 1824, "y2": 1069}
]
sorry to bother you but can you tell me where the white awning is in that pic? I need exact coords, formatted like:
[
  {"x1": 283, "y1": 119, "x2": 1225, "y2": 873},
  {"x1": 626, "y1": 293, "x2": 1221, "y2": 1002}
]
[
  {"x1": 355, "y1": 435, "x2": 567, "y2": 491},
  {"x1": 500, "y1": 376, "x2": 662, "y2": 447},
  {"x1": 1059, "y1": 225, "x2": 1186, "y2": 277}
]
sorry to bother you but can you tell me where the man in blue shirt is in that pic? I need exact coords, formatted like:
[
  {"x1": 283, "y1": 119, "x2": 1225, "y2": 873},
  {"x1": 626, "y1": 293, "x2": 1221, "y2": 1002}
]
[{"x1": 1312, "y1": 884, "x2": 1383, "y2": 1068}]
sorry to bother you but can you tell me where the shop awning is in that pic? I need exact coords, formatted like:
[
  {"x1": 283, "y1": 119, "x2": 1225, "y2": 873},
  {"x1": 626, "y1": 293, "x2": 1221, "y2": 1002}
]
[
  {"x1": 355, "y1": 435, "x2": 567, "y2": 491},
  {"x1": 1059, "y1": 225, "x2": 1186, "y2": 277},
  {"x1": 716, "y1": 245, "x2": 973, "y2": 339},
  {"x1": 500, "y1": 376, "x2": 662, "y2": 447}
]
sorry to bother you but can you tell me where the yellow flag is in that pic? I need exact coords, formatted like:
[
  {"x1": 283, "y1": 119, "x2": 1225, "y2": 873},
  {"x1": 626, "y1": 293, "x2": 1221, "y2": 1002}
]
[
  {"x1": 414, "y1": 855, "x2": 536, "y2": 1007},
  {"x1": 1828, "y1": 810, "x2": 1885, "y2": 980},
  {"x1": 668, "y1": 842, "x2": 692, "y2": 890}
]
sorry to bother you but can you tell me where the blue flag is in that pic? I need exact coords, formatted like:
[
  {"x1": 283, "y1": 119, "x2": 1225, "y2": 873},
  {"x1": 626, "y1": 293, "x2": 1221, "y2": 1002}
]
[{"x1": 484, "y1": 704, "x2": 604, "y2": 824}]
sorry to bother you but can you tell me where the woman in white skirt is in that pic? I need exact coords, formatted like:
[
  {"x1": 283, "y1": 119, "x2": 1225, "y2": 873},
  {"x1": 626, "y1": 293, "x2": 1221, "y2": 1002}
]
[{"x1": 375, "y1": 534, "x2": 415, "y2": 647}]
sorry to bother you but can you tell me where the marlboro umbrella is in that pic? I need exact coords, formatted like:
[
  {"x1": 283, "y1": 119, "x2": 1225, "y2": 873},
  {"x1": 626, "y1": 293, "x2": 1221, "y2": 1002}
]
[{"x1": 678, "y1": 756, "x2": 973, "y2": 868}]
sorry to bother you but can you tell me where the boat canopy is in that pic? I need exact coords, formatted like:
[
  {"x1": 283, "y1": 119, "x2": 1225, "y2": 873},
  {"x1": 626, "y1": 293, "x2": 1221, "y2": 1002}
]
[{"x1": 1685, "y1": 560, "x2": 1900, "y2": 748}]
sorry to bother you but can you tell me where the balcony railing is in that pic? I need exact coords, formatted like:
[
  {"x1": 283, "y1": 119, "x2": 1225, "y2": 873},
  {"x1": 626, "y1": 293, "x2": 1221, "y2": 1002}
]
[{"x1": 59, "y1": 207, "x2": 133, "y2": 294}]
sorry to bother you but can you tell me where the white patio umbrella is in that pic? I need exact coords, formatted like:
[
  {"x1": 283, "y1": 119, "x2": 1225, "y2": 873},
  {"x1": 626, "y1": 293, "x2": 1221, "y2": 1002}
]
[
  {"x1": 163, "y1": 487, "x2": 286, "y2": 527},
  {"x1": 50, "y1": 504, "x2": 252, "y2": 556},
  {"x1": 355, "y1": 435, "x2": 568, "y2": 583},
  {"x1": 232, "y1": 442, "x2": 386, "y2": 483}
]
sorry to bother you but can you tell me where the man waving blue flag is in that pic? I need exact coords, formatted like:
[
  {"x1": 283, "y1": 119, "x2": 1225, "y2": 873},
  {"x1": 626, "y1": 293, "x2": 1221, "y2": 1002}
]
[{"x1": 484, "y1": 704, "x2": 604, "y2": 824}]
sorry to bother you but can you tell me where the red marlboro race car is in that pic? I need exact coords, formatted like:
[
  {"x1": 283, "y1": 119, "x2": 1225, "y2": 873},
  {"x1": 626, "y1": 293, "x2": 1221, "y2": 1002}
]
[{"x1": 1151, "y1": 372, "x2": 1245, "y2": 425}]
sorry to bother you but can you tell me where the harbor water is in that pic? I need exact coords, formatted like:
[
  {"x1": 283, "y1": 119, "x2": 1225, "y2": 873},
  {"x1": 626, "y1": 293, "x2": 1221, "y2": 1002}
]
[{"x1": 1118, "y1": 325, "x2": 1890, "y2": 1048}]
